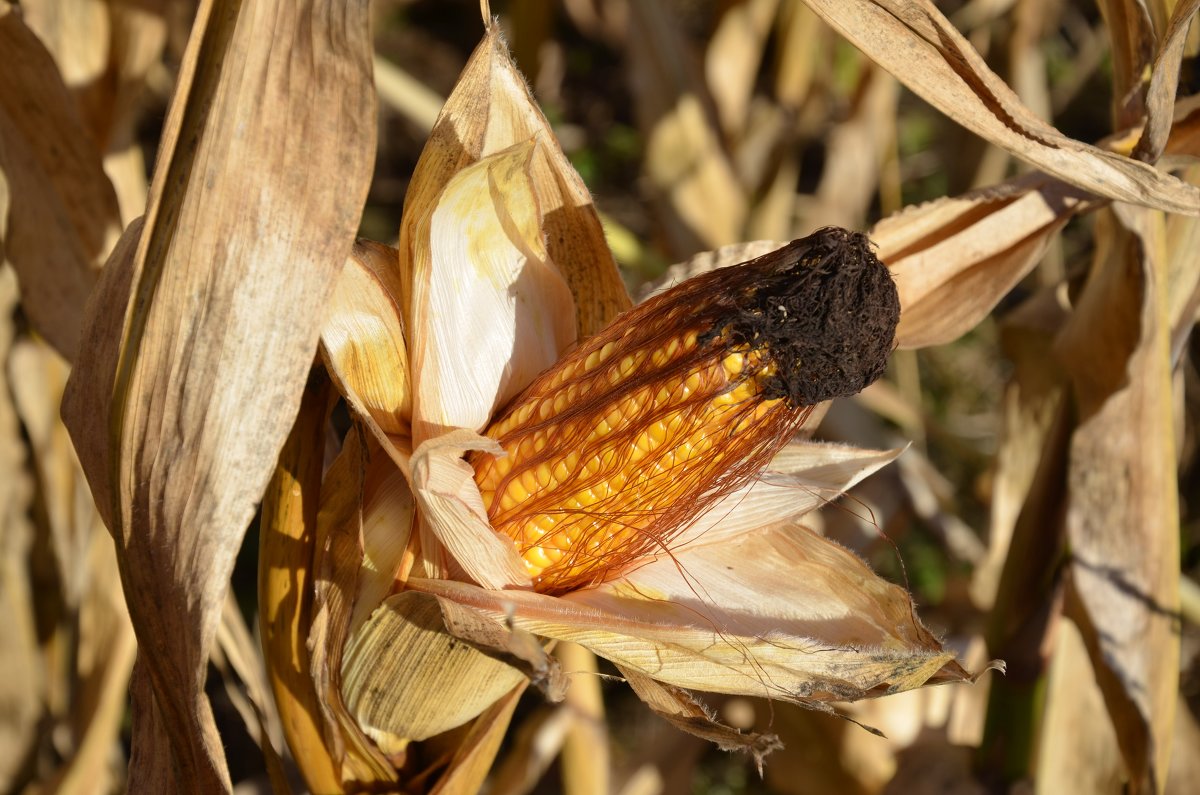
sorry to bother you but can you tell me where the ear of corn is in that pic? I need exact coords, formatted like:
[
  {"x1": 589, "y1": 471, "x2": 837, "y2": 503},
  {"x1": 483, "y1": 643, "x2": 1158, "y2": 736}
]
[{"x1": 473, "y1": 227, "x2": 900, "y2": 594}]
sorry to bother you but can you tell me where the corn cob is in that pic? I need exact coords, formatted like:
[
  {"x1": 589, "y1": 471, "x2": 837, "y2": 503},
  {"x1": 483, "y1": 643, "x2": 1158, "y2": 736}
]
[{"x1": 473, "y1": 227, "x2": 900, "y2": 594}]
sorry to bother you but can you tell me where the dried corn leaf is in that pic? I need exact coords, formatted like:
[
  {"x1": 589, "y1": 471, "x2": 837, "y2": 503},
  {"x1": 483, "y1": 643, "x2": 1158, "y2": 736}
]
[
  {"x1": 1055, "y1": 208, "x2": 1180, "y2": 793},
  {"x1": 59, "y1": 1, "x2": 376, "y2": 789},
  {"x1": 971, "y1": 288, "x2": 1069, "y2": 609},
  {"x1": 0, "y1": 6, "x2": 121, "y2": 361},
  {"x1": 801, "y1": 0, "x2": 1200, "y2": 215},
  {"x1": 872, "y1": 174, "x2": 1094, "y2": 349},
  {"x1": 1035, "y1": 618, "x2": 1125, "y2": 794},
  {"x1": 1132, "y1": 0, "x2": 1200, "y2": 163},
  {"x1": 1095, "y1": 0, "x2": 1157, "y2": 129},
  {"x1": 619, "y1": 666, "x2": 782, "y2": 773},
  {"x1": 397, "y1": 25, "x2": 628, "y2": 346}
]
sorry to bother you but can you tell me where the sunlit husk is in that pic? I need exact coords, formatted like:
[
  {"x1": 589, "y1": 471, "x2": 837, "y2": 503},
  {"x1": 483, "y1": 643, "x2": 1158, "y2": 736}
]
[
  {"x1": 407, "y1": 141, "x2": 575, "y2": 440},
  {"x1": 322, "y1": 241, "x2": 413, "y2": 439},
  {"x1": 410, "y1": 519, "x2": 971, "y2": 705}
]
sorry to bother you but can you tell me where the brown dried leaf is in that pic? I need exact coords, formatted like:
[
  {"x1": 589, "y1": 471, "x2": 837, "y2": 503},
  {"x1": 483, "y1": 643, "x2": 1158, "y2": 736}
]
[
  {"x1": 1055, "y1": 208, "x2": 1180, "y2": 793},
  {"x1": 1132, "y1": 0, "x2": 1200, "y2": 163},
  {"x1": 0, "y1": 6, "x2": 121, "y2": 361},
  {"x1": 1095, "y1": 0, "x2": 1157, "y2": 129},
  {"x1": 59, "y1": 2, "x2": 376, "y2": 789},
  {"x1": 619, "y1": 666, "x2": 783, "y2": 775},
  {"x1": 872, "y1": 174, "x2": 1094, "y2": 349},
  {"x1": 801, "y1": 0, "x2": 1200, "y2": 214}
]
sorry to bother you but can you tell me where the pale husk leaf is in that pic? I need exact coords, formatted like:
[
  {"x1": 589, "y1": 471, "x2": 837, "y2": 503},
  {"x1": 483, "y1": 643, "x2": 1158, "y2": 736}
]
[
  {"x1": 409, "y1": 428, "x2": 531, "y2": 589},
  {"x1": 800, "y1": 0, "x2": 1200, "y2": 215},
  {"x1": 408, "y1": 142, "x2": 575, "y2": 440},
  {"x1": 309, "y1": 430, "x2": 400, "y2": 787},
  {"x1": 1055, "y1": 208, "x2": 1180, "y2": 792},
  {"x1": 410, "y1": 521, "x2": 969, "y2": 706},
  {"x1": 671, "y1": 442, "x2": 902, "y2": 549},
  {"x1": 59, "y1": 2, "x2": 376, "y2": 789},
  {"x1": 872, "y1": 174, "x2": 1094, "y2": 349},
  {"x1": 352, "y1": 455, "x2": 416, "y2": 637},
  {"x1": 322, "y1": 240, "x2": 412, "y2": 438},
  {"x1": 0, "y1": 6, "x2": 121, "y2": 361},
  {"x1": 397, "y1": 26, "x2": 628, "y2": 346},
  {"x1": 341, "y1": 591, "x2": 526, "y2": 751}
]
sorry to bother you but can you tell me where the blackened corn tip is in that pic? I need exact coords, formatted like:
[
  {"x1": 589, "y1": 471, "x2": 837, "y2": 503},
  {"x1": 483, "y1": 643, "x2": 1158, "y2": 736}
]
[{"x1": 704, "y1": 226, "x2": 900, "y2": 406}]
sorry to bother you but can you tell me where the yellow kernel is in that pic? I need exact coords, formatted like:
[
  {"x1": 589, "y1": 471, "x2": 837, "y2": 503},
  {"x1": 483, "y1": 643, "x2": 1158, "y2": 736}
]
[{"x1": 647, "y1": 421, "x2": 668, "y2": 446}]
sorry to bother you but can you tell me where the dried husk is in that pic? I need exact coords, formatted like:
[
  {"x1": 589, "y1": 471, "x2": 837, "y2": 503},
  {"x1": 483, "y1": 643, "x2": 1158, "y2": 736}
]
[
  {"x1": 800, "y1": 0, "x2": 1200, "y2": 215},
  {"x1": 341, "y1": 591, "x2": 527, "y2": 753},
  {"x1": 259, "y1": 374, "x2": 341, "y2": 793}
]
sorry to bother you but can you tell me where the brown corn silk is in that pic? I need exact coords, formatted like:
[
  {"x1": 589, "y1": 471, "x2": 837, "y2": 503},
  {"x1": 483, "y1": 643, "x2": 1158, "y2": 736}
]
[{"x1": 474, "y1": 227, "x2": 900, "y2": 594}]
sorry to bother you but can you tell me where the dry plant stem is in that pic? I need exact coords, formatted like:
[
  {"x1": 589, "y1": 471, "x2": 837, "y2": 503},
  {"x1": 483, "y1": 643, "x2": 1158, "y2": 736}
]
[
  {"x1": 558, "y1": 642, "x2": 609, "y2": 795},
  {"x1": 979, "y1": 398, "x2": 1071, "y2": 783},
  {"x1": 259, "y1": 372, "x2": 340, "y2": 793}
]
